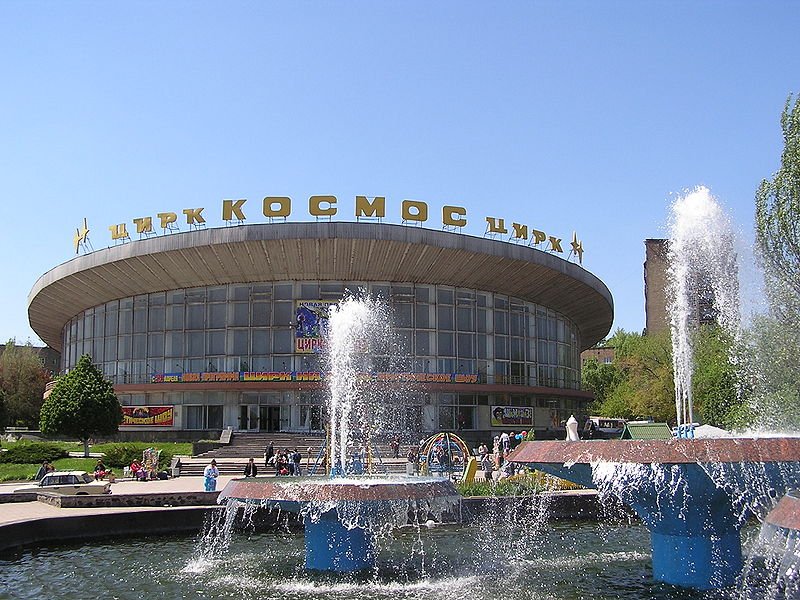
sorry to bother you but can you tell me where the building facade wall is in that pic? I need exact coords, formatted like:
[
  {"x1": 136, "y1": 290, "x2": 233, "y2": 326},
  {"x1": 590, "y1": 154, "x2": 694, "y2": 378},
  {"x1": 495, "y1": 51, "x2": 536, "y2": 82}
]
[
  {"x1": 644, "y1": 238, "x2": 669, "y2": 335},
  {"x1": 30, "y1": 222, "x2": 613, "y2": 440},
  {"x1": 59, "y1": 280, "x2": 589, "y2": 436},
  {"x1": 580, "y1": 346, "x2": 615, "y2": 367}
]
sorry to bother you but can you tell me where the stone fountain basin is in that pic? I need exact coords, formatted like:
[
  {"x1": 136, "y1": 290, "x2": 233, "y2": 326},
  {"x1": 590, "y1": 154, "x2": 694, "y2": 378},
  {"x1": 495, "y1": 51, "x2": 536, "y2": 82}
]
[
  {"x1": 219, "y1": 475, "x2": 461, "y2": 508},
  {"x1": 510, "y1": 437, "x2": 800, "y2": 590},
  {"x1": 509, "y1": 437, "x2": 800, "y2": 466},
  {"x1": 765, "y1": 489, "x2": 800, "y2": 531},
  {"x1": 509, "y1": 437, "x2": 800, "y2": 498},
  {"x1": 217, "y1": 475, "x2": 462, "y2": 573}
]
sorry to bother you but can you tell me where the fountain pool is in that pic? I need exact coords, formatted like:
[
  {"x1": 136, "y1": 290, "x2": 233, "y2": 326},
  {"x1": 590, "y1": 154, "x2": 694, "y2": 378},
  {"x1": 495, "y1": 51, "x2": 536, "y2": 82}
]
[{"x1": 1, "y1": 521, "x2": 766, "y2": 600}]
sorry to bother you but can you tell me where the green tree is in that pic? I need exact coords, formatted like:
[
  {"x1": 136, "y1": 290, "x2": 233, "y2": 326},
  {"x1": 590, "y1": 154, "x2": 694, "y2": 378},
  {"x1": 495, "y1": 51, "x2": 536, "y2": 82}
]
[
  {"x1": 0, "y1": 340, "x2": 51, "y2": 428},
  {"x1": 691, "y1": 325, "x2": 750, "y2": 429},
  {"x1": 582, "y1": 358, "x2": 622, "y2": 407},
  {"x1": 39, "y1": 354, "x2": 122, "y2": 456},
  {"x1": 756, "y1": 94, "x2": 800, "y2": 307},
  {"x1": 616, "y1": 330, "x2": 675, "y2": 423},
  {"x1": 746, "y1": 314, "x2": 800, "y2": 430},
  {"x1": 0, "y1": 388, "x2": 7, "y2": 431},
  {"x1": 752, "y1": 94, "x2": 800, "y2": 430},
  {"x1": 586, "y1": 329, "x2": 675, "y2": 423},
  {"x1": 598, "y1": 379, "x2": 639, "y2": 421}
]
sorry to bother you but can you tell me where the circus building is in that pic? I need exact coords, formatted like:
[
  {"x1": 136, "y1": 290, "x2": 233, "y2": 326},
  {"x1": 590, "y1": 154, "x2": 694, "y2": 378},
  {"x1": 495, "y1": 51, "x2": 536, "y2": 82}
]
[{"x1": 28, "y1": 196, "x2": 613, "y2": 442}]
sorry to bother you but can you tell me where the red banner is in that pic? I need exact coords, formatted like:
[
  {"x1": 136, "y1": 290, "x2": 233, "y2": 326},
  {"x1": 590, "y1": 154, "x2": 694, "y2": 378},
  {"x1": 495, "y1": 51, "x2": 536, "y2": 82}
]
[{"x1": 122, "y1": 406, "x2": 174, "y2": 427}]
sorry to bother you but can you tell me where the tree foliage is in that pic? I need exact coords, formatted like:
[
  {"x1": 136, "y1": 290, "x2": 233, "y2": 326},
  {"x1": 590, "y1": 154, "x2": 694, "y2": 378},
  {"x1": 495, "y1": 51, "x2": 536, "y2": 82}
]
[
  {"x1": 755, "y1": 94, "x2": 800, "y2": 310},
  {"x1": 582, "y1": 327, "x2": 743, "y2": 427},
  {"x1": 582, "y1": 358, "x2": 622, "y2": 406},
  {"x1": 39, "y1": 355, "x2": 122, "y2": 455},
  {"x1": 746, "y1": 314, "x2": 800, "y2": 430},
  {"x1": 751, "y1": 94, "x2": 800, "y2": 430},
  {"x1": 691, "y1": 325, "x2": 749, "y2": 429},
  {"x1": 0, "y1": 389, "x2": 6, "y2": 431},
  {"x1": 0, "y1": 340, "x2": 51, "y2": 428},
  {"x1": 583, "y1": 329, "x2": 674, "y2": 423}
]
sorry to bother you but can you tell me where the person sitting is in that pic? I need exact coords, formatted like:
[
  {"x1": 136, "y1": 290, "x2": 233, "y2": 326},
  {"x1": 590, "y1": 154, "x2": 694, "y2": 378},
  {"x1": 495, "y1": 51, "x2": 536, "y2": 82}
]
[
  {"x1": 130, "y1": 459, "x2": 143, "y2": 480},
  {"x1": 244, "y1": 457, "x2": 258, "y2": 477},
  {"x1": 93, "y1": 459, "x2": 107, "y2": 480},
  {"x1": 35, "y1": 461, "x2": 49, "y2": 480}
]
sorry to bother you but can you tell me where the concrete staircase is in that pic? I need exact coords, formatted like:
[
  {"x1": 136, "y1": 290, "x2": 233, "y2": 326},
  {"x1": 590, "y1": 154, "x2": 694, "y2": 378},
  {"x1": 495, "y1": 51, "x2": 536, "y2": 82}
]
[
  {"x1": 181, "y1": 432, "x2": 412, "y2": 476},
  {"x1": 197, "y1": 432, "x2": 326, "y2": 459}
]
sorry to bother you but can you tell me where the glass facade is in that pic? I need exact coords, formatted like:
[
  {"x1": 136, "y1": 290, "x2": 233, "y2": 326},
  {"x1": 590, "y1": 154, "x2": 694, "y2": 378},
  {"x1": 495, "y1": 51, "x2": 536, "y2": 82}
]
[
  {"x1": 60, "y1": 281, "x2": 585, "y2": 433},
  {"x1": 61, "y1": 281, "x2": 581, "y2": 387}
]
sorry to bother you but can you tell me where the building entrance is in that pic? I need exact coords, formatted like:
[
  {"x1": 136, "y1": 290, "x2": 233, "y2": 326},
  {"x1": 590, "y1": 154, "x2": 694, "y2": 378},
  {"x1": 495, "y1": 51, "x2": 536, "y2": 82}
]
[
  {"x1": 239, "y1": 404, "x2": 281, "y2": 432},
  {"x1": 261, "y1": 405, "x2": 281, "y2": 432}
]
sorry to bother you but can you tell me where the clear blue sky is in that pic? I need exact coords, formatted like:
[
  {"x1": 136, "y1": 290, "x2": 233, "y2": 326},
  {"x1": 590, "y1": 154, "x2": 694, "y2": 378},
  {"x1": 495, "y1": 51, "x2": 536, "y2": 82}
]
[{"x1": 1, "y1": 1, "x2": 797, "y2": 346}]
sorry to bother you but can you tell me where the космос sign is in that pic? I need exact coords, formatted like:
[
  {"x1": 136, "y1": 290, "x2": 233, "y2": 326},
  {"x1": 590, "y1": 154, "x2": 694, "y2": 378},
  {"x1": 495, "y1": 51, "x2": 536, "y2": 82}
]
[{"x1": 73, "y1": 194, "x2": 585, "y2": 264}]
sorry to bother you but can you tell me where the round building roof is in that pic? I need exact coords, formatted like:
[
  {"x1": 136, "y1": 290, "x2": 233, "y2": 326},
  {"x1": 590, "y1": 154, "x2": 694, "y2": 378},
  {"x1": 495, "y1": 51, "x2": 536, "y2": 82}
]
[{"x1": 28, "y1": 222, "x2": 613, "y2": 351}]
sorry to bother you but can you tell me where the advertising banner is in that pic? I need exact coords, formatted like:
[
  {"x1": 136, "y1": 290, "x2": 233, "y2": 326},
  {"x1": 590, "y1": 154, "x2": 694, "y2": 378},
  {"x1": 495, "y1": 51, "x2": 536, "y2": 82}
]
[
  {"x1": 122, "y1": 406, "x2": 174, "y2": 427},
  {"x1": 295, "y1": 300, "x2": 337, "y2": 354},
  {"x1": 490, "y1": 405, "x2": 533, "y2": 427},
  {"x1": 150, "y1": 371, "x2": 478, "y2": 384}
]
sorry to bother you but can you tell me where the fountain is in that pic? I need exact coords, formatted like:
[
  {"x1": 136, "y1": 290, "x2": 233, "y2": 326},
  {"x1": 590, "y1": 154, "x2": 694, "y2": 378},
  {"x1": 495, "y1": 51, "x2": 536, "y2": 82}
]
[
  {"x1": 217, "y1": 296, "x2": 461, "y2": 573},
  {"x1": 510, "y1": 188, "x2": 800, "y2": 590}
]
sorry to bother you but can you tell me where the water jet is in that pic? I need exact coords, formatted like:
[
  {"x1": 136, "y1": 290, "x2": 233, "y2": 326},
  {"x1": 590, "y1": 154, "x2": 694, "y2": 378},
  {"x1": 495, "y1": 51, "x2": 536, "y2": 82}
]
[{"x1": 217, "y1": 296, "x2": 462, "y2": 572}]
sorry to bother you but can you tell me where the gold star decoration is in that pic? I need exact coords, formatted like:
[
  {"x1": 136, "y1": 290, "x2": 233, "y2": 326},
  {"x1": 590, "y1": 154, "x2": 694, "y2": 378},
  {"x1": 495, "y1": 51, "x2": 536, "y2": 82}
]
[
  {"x1": 73, "y1": 218, "x2": 90, "y2": 254},
  {"x1": 571, "y1": 231, "x2": 584, "y2": 264}
]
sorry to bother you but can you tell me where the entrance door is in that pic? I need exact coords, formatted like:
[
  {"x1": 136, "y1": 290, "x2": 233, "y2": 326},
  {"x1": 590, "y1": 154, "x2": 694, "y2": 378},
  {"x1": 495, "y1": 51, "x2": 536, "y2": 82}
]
[
  {"x1": 259, "y1": 406, "x2": 281, "y2": 432},
  {"x1": 239, "y1": 405, "x2": 260, "y2": 431}
]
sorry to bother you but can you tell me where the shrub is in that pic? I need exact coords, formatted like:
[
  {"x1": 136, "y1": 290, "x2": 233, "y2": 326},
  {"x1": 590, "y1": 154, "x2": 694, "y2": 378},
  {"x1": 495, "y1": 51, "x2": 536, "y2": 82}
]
[
  {"x1": 457, "y1": 471, "x2": 580, "y2": 497},
  {"x1": 100, "y1": 443, "x2": 174, "y2": 470},
  {"x1": 0, "y1": 442, "x2": 68, "y2": 464}
]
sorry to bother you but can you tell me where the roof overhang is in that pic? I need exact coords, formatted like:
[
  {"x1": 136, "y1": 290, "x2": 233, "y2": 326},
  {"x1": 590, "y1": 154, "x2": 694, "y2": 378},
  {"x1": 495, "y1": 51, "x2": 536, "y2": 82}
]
[{"x1": 29, "y1": 222, "x2": 613, "y2": 351}]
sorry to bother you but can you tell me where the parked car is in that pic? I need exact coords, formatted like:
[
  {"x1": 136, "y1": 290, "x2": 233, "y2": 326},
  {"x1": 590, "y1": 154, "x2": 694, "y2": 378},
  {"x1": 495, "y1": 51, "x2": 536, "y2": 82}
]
[{"x1": 14, "y1": 471, "x2": 112, "y2": 495}]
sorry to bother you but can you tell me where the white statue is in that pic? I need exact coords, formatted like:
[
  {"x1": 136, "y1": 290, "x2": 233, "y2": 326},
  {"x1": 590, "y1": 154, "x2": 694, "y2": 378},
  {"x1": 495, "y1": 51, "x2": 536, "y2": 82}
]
[{"x1": 565, "y1": 415, "x2": 580, "y2": 442}]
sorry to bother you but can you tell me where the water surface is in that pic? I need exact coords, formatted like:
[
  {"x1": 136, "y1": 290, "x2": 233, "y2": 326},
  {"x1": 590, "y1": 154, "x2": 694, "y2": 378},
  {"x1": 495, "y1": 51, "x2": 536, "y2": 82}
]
[{"x1": 0, "y1": 521, "x2": 754, "y2": 600}]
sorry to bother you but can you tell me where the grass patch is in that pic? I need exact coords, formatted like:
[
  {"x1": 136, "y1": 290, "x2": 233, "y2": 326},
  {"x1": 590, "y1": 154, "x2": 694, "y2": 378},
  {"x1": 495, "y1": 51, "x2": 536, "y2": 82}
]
[
  {"x1": 90, "y1": 442, "x2": 192, "y2": 456},
  {"x1": 0, "y1": 440, "x2": 193, "y2": 482},
  {"x1": 0, "y1": 463, "x2": 40, "y2": 482},
  {"x1": 1, "y1": 439, "x2": 81, "y2": 452},
  {"x1": 0, "y1": 458, "x2": 101, "y2": 482}
]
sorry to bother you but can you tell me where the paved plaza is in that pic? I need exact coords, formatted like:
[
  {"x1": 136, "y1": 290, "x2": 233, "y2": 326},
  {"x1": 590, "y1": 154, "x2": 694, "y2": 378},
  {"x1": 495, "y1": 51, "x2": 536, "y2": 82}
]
[{"x1": 0, "y1": 475, "x2": 234, "y2": 528}]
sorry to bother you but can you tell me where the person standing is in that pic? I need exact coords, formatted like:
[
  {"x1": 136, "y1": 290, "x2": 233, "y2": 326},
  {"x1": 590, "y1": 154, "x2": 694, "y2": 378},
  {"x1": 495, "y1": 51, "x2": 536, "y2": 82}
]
[
  {"x1": 406, "y1": 447, "x2": 418, "y2": 476},
  {"x1": 500, "y1": 431, "x2": 510, "y2": 453},
  {"x1": 244, "y1": 457, "x2": 258, "y2": 478},
  {"x1": 204, "y1": 459, "x2": 219, "y2": 491},
  {"x1": 292, "y1": 449, "x2": 302, "y2": 476},
  {"x1": 481, "y1": 453, "x2": 494, "y2": 482},
  {"x1": 478, "y1": 443, "x2": 489, "y2": 460},
  {"x1": 264, "y1": 441, "x2": 274, "y2": 468}
]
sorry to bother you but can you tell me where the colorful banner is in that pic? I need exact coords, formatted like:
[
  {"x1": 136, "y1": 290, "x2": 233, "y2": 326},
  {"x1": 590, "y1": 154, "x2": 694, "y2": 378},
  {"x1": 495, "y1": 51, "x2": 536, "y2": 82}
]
[
  {"x1": 295, "y1": 300, "x2": 337, "y2": 353},
  {"x1": 150, "y1": 371, "x2": 478, "y2": 384},
  {"x1": 372, "y1": 372, "x2": 479, "y2": 384},
  {"x1": 151, "y1": 371, "x2": 322, "y2": 383},
  {"x1": 491, "y1": 405, "x2": 533, "y2": 427},
  {"x1": 122, "y1": 406, "x2": 174, "y2": 427}
]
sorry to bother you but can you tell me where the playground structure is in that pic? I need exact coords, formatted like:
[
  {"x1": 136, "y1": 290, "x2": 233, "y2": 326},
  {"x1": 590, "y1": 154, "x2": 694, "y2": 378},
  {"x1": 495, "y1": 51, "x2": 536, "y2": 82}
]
[{"x1": 418, "y1": 432, "x2": 471, "y2": 479}]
